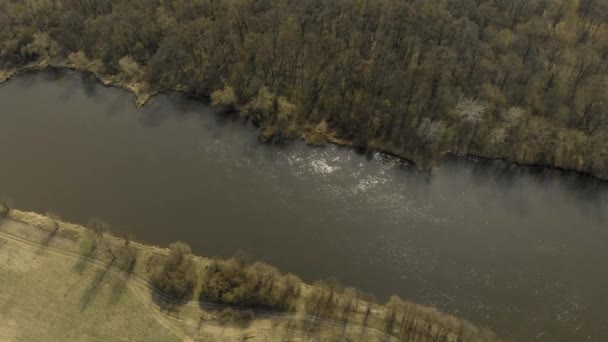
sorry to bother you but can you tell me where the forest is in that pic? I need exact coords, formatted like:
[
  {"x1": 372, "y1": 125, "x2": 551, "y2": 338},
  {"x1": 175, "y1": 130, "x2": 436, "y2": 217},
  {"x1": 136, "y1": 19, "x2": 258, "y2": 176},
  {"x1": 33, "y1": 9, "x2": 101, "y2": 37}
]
[{"x1": 1, "y1": 0, "x2": 608, "y2": 177}]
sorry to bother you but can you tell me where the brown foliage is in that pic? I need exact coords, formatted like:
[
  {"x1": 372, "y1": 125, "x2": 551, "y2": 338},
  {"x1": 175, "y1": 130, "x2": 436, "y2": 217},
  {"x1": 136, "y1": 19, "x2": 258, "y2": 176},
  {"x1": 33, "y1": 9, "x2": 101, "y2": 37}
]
[
  {"x1": 151, "y1": 241, "x2": 197, "y2": 301},
  {"x1": 199, "y1": 258, "x2": 301, "y2": 311}
]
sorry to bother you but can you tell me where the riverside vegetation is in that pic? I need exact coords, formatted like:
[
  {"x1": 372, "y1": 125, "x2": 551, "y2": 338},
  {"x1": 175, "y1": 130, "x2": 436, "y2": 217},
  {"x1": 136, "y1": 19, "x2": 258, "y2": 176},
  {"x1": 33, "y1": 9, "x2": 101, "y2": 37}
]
[
  {"x1": 0, "y1": 204, "x2": 499, "y2": 341},
  {"x1": 1, "y1": 0, "x2": 608, "y2": 178}
]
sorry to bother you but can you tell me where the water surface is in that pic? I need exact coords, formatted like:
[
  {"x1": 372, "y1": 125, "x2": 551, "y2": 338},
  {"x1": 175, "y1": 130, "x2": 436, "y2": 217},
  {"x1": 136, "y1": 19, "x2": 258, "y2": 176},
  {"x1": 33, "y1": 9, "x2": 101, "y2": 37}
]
[{"x1": 1, "y1": 71, "x2": 608, "y2": 341}]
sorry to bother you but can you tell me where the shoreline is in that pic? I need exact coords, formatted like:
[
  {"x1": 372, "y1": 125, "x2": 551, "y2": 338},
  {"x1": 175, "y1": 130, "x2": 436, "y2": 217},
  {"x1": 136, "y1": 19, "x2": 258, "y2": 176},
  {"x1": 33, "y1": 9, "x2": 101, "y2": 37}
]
[
  {"x1": 0, "y1": 208, "x2": 498, "y2": 341},
  {"x1": 2, "y1": 64, "x2": 607, "y2": 182}
]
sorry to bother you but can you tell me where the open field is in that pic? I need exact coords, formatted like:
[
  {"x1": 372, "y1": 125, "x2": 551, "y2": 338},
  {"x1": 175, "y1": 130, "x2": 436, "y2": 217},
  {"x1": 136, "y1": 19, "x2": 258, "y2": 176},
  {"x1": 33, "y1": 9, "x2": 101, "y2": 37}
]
[{"x1": 0, "y1": 209, "x2": 497, "y2": 341}]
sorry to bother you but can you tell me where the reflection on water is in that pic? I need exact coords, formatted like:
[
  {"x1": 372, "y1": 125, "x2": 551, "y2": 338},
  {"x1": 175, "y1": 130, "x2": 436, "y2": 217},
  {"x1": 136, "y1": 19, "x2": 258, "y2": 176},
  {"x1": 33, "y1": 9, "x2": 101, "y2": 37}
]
[{"x1": 1, "y1": 71, "x2": 608, "y2": 341}]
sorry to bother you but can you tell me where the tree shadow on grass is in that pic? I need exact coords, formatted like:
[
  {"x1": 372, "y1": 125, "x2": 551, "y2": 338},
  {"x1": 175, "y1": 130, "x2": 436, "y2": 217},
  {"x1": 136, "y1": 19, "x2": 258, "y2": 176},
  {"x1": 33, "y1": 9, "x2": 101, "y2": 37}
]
[
  {"x1": 150, "y1": 285, "x2": 188, "y2": 313},
  {"x1": 302, "y1": 316, "x2": 323, "y2": 337},
  {"x1": 36, "y1": 224, "x2": 59, "y2": 255},
  {"x1": 149, "y1": 287, "x2": 190, "y2": 313},
  {"x1": 73, "y1": 237, "x2": 97, "y2": 275},
  {"x1": 79, "y1": 258, "x2": 115, "y2": 311},
  {"x1": 279, "y1": 317, "x2": 302, "y2": 341},
  {"x1": 73, "y1": 253, "x2": 93, "y2": 274},
  {"x1": 108, "y1": 249, "x2": 139, "y2": 305},
  {"x1": 39, "y1": 230, "x2": 57, "y2": 247}
]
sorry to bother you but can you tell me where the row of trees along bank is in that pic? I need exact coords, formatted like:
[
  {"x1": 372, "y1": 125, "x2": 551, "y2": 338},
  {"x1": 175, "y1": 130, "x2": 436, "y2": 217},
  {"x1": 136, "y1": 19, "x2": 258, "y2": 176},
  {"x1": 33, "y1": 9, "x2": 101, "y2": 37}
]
[{"x1": 2, "y1": 0, "x2": 608, "y2": 177}]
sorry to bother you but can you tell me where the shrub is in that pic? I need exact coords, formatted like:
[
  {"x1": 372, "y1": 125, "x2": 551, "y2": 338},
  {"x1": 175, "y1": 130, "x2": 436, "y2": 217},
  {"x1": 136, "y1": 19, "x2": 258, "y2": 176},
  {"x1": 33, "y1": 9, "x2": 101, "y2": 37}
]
[
  {"x1": 200, "y1": 258, "x2": 301, "y2": 311},
  {"x1": 210, "y1": 86, "x2": 237, "y2": 107},
  {"x1": 118, "y1": 55, "x2": 141, "y2": 79},
  {"x1": 151, "y1": 241, "x2": 197, "y2": 301}
]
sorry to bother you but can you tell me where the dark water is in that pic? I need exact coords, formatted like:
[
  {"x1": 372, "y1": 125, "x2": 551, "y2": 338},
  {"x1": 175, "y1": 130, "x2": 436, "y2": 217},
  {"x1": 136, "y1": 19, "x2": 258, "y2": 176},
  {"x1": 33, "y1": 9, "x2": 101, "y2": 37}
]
[{"x1": 1, "y1": 71, "x2": 608, "y2": 341}]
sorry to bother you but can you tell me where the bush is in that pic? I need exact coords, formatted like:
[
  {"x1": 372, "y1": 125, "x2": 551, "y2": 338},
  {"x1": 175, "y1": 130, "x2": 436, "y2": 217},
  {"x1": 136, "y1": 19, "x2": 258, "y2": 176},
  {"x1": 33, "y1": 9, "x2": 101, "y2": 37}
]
[
  {"x1": 118, "y1": 55, "x2": 141, "y2": 79},
  {"x1": 211, "y1": 86, "x2": 237, "y2": 107},
  {"x1": 151, "y1": 241, "x2": 197, "y2": 301},
  {"x1": 200, "y1": 258, "x2": 301, "y2": 311}
]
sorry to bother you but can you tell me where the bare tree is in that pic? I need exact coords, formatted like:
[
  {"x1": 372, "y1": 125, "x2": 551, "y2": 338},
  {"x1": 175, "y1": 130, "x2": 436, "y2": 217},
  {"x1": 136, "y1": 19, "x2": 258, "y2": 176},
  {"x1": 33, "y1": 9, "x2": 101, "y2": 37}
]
[
  {"x1": 152, "y1": 241, "x2": 197, "y2": 301},
  {"x1": 0, "y1": 202, "x2": 9, "y2": 218},
  {"x1": 88, "y1": 218, "x2": 115, "y2": 261}
]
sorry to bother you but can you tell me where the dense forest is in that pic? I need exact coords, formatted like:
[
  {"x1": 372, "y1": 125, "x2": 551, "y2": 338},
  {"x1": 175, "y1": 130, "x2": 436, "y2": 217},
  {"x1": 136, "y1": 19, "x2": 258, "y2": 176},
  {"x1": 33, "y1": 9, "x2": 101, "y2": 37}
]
[
  {"x1": 1, "y1": 0, "x2": 608, "y2": 177},
  {"x1": 2, "y1": 206, "x2": 500, "y2": 341}
]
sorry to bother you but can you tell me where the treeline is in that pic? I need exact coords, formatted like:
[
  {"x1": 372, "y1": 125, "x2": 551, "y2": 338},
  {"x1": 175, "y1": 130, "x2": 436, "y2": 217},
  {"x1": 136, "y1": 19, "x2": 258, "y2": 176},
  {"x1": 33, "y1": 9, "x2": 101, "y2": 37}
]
[
  {"x1": 148, "y1": 242, "x2": 302, "y2": 311},
  {"x1": 146, "y1": 241, "x2": 498, "y2": 341},
  {"x1": 1, "y1": 206, "x2": 499, "y2": 341},
  {"x1": 200, "y1": 257, "x2": 301, "y2": 310},
  {"x1": 2, "y1": 0, "x2": 608, "y2": 177}
]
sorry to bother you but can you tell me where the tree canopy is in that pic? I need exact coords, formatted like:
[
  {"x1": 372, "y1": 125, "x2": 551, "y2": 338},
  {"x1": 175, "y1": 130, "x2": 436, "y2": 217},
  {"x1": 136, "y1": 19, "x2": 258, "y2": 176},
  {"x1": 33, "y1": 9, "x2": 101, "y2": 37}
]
[{"x1": 2, "y1": 0, "x2": 608, "y2": 177}]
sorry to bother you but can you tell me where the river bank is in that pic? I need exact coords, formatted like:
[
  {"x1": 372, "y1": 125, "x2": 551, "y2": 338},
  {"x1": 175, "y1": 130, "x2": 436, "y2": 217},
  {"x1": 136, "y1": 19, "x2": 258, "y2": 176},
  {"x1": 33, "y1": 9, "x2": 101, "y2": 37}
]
[
  {"x1": 0, "y1": 208, "x2": 497, "y2": 341},
  {"x1": 3, "y1": 72, "x2": 607, "y2": 340},
  {"x1": 2, "y1": 62, "x2": 607, "y2": 182}
]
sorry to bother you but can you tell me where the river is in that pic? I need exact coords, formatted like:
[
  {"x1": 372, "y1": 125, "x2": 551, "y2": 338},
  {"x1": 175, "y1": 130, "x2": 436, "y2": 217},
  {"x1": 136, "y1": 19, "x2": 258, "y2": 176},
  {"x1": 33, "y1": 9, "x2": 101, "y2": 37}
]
[{"x1": 1, "y1": 71, "x2": 607, "y2": 341}]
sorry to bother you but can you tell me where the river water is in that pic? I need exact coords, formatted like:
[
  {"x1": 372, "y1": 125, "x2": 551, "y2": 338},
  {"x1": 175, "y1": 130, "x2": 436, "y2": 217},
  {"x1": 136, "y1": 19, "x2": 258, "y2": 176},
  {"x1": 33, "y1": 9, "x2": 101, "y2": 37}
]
[{"x1": 1, "y1": 71, "x2": 607, "y2": 341}]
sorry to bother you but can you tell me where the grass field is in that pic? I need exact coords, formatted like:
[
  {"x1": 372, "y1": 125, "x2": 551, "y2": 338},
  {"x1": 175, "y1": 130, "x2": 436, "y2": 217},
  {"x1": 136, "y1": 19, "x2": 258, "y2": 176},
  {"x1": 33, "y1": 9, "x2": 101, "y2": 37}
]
[{"x1": 0, "y1": 209, "x2": 498, "y2": 341}]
